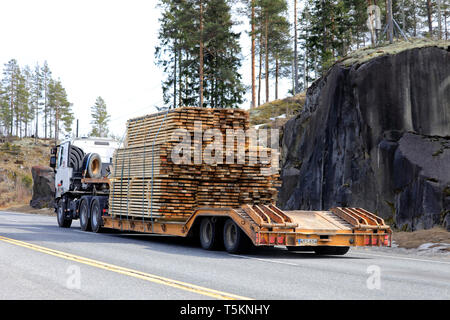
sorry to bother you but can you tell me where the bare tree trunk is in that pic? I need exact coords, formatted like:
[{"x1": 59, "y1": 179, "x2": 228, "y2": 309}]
[
  {"x1": 173, "y1": 41, "x2": 177, "y2": 109},
  {"x1": 294, "y1": 0, "x2": 298, "y2": 94},
  {"x1": 9, "y1": 96, "x2": 14, "y2": 136},
  {"x1": 265, "y1": 14, "x2": 269, "y2": 103},
  {"x1": 291, "y1": 59, "x2": 295, "y2": 94},
  {"x1": 304, "y1": 49, "x2": 308, "y2": 90},
  {"x1": 55, "y1": 109, "x2": 58, "y2": 144},
  {"x1": 15, "y1": 110, "x2": 19, "y2": 138},
  {"x1": 413, "y1": 1, "x2": 418, "y2": 36},
  {"x1": 199, "y1": 0, "x2": 204, "y2": 108},
  {"x1": 401, "y1": 0, "x2": 405, "y2": 28},
  {"x1": 251, "y1": 1, "x2": 256, "y2": 109},
  {"x1": 178, "y1": 49, "x2": 182, "y2": 107},
  {"x1": 427, "y1": 0, "x2": 433, "y2": 37},
  {"x1": 387, "y1": 0, "x2": 393, "y2": 43},
  {"x1": 44, "y1": 82, "x2": 48, "y2": 139},
  {"x1": 437, "y1": 0, "x2": 442, "y2": 39},
  {"x1": 445, "y1": 8, "x2": 448, "y2": 40},
  {"x1": 275, "y1": 57, "x2": 279, "y2": 100},
  {"x1": 35, "y1": 100, "x2": 39, "y2": 140},
  {"x1": 258, "y1": 33, "x2": 262, "y2": 106}
]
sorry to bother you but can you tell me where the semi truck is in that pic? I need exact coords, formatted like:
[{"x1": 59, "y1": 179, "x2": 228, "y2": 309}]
[{"x1": 50, "y1": 136, "x2": 392, "y2": 255}]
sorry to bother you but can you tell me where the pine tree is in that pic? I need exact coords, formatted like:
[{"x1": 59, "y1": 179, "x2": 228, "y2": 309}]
[
  {"x1": 90, "y1": 96, "x2": 110, "y2": 137},
  {"x1": 2, "y1": 59, "x2": 20, "y2": 136},
  {"x1": 251, "y1": 0, "x2": 257, "y2": 107},
  {"x1": 253, "y1": 0, "x2": 291, "y2": 103},
  {"x1": 48, "y1": 79, "x2": 72, "y2": 141},
  {"x1": 41, "y1": 61, "x2": 52, "y2": 139},
  {"x1": 268, "y1": 9, "x2": 293, "y2": 99},
  {"x1": 0, "y1": 82, "x2": 9, "y2": 136},
  {"x1": 19, "y1": 65, "x2": 33, "y2": 137},
  {"x1": 155, "y1": 0, "x2": 244, "y2": 109},
  {"x1": 30, "y1": 63, "x2": 43, "y2": 140},
  {"x1": 203, "y1": 0, "x2": 245, "y2": 108}
]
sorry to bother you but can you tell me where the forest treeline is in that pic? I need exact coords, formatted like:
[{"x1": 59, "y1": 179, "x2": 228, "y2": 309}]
[
  {"x1": 0, "y1": 60, "x2": 111, "y2": 140},
  {"x1": 155, "y1": 0, "x2": 449, "y2": 109},
  {"x1": 1, "y1": 0, "x2": 446, "y2": 139},
  {"x1": 0, "y1": 60, "x2": 73, "y2": 140}
]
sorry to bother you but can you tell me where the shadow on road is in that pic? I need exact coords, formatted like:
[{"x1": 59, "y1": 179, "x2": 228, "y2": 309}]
[
  {"x1": 110, "y1": 231, "x2": 367, "y2": 260},
  {"x1": 0, "y1": 220, "x2": 368, "y2": 261}
]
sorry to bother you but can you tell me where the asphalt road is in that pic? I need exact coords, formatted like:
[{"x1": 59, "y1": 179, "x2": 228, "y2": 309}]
[{"x1": 1, "y1": 210, "x2": 449, "y2": 300}]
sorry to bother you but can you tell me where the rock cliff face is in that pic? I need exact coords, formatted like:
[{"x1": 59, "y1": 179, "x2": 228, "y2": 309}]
[{"x1": 278, "y1": 45, "x2": 450, "y2": 231}]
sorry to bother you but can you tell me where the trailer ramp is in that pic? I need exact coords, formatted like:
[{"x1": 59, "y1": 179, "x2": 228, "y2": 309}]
[{"x1": 234, "y1": 205, "x2": 392, "y2": 248}]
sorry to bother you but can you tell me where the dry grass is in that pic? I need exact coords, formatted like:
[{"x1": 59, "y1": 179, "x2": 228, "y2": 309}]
[
  {"x1": 250, "y1": 91, "x2": 306, "y2": 126},
  {"x1": 5, "y1": 204, "x2": 55, "y2": 216},
  {"x1": 393, "y1": 227, "x2": 450, "y2": 250},
  {"x1": 338, "y1": 38, "x2": 449, "y2": 67}
]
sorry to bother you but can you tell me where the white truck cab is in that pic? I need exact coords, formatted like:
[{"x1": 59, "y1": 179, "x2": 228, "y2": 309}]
[{"x1": 53, "y1": 137, "x2": 119, "y2": 198}]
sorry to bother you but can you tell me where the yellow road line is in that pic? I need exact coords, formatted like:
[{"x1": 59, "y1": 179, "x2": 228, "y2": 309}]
[{"x1": 0, "y1": 235, "x2": 251, "y2": 300}]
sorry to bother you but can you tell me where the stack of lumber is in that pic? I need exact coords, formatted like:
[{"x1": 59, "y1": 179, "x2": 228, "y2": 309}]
[{"x1": 109, "y1": 107, "x2": 280, "y2": 221}]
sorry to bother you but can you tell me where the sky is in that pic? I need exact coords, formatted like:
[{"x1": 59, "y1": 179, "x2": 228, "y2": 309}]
[{"x1": 0, "y1": 0, "x2": 294, "y2": 138}]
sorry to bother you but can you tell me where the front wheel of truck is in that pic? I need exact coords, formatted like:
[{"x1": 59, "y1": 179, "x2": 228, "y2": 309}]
[{"x1": 56, "y1": 199, "x2": 72, "y2": 228}]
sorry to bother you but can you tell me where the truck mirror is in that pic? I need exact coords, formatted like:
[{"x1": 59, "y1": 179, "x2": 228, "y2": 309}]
[{"x1": 50, "y1": 155, "x2": 57, "y2": 168}]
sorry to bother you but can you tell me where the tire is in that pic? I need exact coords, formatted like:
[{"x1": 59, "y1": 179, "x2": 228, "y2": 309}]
[
  {"x1": 69, "y1": 145, "x2": 84, "y2": 173},
  {"x1": 79, "y1": 197, "x2": 92, "y2": 231},
  {"x1": 56, "y1": 199, "x2": 72, "y2": 228},
  {"x1": 199, "y1": 217, "x2": 221, "y2": 250},
  {"x1": 223, "y1": 219, "x2": 251, "y2": 254},
  {"x1": 90, "y1": 197, "x2": 103, "y2": 233},
  {"x1": 314, "y1": 246, "x2": 350, "y2": 256},
  {"x1": 82, "y1": 153, "x2": 102, "y2": 179}
]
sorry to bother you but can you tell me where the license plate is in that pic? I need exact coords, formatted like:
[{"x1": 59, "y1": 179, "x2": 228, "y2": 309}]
[{"x1": 297, "y1": 238, "x2": 317, "y2": 245}]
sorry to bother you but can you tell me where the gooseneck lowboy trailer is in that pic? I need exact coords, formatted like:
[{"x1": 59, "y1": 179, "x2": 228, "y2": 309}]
[
  {"x1": 52, "y1": 107, "x2": 391, "y2": 255},
  {"x1": 101, "y1": 204, "x2": 391, "y2": 254}
]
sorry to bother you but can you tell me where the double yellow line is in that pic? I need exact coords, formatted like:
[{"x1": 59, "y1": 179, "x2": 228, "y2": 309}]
[{"x1": 0, "y1": 235, "x2": 251, "y2": 300}]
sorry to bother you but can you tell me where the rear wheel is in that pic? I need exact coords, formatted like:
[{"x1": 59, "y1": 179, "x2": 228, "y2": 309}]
[
  {"x1": 79, "y1": 198, "x2": 91, "y2": 231},
  {"x1": 199, "y1": 217, "x2": 221, "y2": 250},
  {"x1": 56, "y1": 199, "x2": 72, "y2": 228},
  {"x1": 314, "y1": 246, "x2": 350, "y2": 255},
  {"x1": 90, "y1": 198, "x2": 103, "y2": 233},
  {"x1": 223, "y1": 219, "x2": 251, "y2": 254}
]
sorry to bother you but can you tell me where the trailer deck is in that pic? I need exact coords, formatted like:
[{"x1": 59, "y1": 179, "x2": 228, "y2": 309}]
[{"x1": 102, "y1": 204, "x2": 391, "y2": 249}]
